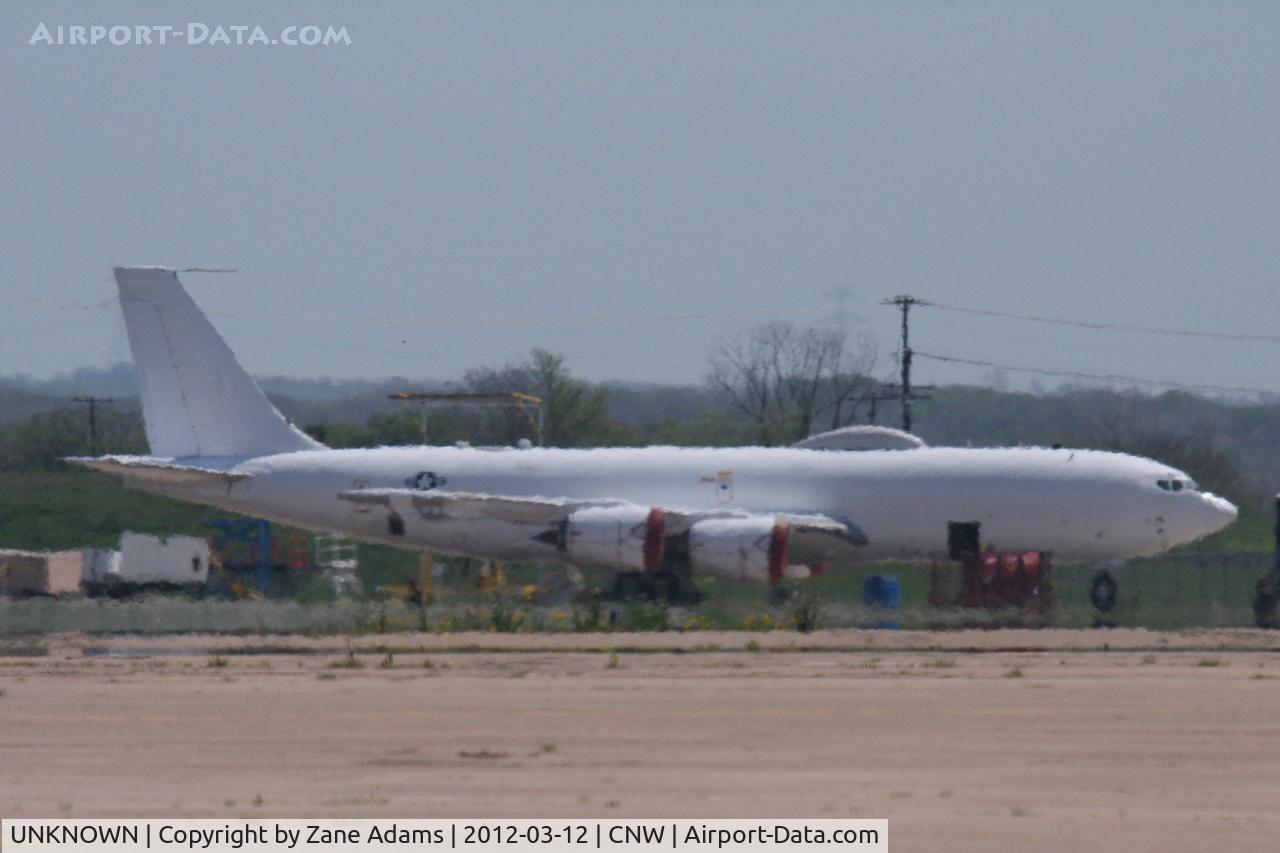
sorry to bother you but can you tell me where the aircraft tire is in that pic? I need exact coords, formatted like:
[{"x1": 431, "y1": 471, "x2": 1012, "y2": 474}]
[
  {"x1": 650, "y1": 570, "x2": 679, "y2": 604},
  {"x1": 611, "y1": 571, "x2": 644, "y2": 601},
  {"x1": 1253, "y1": 576, "x2": 1279, "y2": 629},
  {"x1": 1089, "y1": 570, "x2": 1118, "y2": 613}
]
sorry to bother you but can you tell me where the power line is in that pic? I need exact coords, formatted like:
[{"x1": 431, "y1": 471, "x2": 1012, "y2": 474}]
[
  {"x1": 0, "y1": 294, "x2": 836, "y2": 329},
  {"x1": 0, "y1": 297, "x2": 113, "y2": 311},
  {"x1": 922, "y1": 299, "x2": 1280, "y2": 344},
  {"x1": 914, "y1": 351, "x2": 1277, "y2": 398},
  {"x1": 211, "y1": 303, "x2": 836, "y2": 329}
]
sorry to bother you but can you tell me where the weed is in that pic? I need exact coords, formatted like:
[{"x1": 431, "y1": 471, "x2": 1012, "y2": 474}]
[
  {"x1": 328, "y1": 657, "x2": 365, "y2": 670},
  {"x1": 1141, "y1": 654, "x2": 1157, "y2": 665},
  {"x1": 572, "y1": 596, "x2": 605, "y2": 632},
  {"x1": 317, "y1": 672, "x2": 337, "y2": 680},
  {"x1": 923, "y1": 658, "x2": 956, "y2": 669},
  {"x1": 745, "y1": 639, "x2": 761, "y2": 653},
  {"x1": 207, "y1": 654, "x2": 228, "y2": 669},
  {"x1": 251, "y1": 793, "x2": 264, "y2": 807},
  {"x1": 606, "y1": 649, "x2": 620, "y2": 670},
  {"x1": 1005, "y1": 668, "x2": 1024, "y2": 679},
  {"x1": 489, "y1": 602, "x2": 520, "y2": 633},
  {"x1": 1009, "y1": 805, "x2": 1029, "y2": 817},
  {"x1": 789, "y1": 593, "x2": 821, "y2": 633},
  {"x1": 378, "y1": 652, "x2": 395, "y2": 669},
  {"x1": 1196, "y1": 658, "x2": 1224, "y2": 668},
  {"x1": 622, "y1": 601, "x2": 669, "y2": 632}
]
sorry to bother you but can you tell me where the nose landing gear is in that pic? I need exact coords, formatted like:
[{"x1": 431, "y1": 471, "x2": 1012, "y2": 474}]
[{"x1": 1089, "y1": 570, "x2": 1118, "y2": 613}]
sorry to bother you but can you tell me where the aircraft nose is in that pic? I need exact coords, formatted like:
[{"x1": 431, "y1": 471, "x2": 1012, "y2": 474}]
[{"x1": 1197, "y1": 493, "x2": 1238, "y2": 538}]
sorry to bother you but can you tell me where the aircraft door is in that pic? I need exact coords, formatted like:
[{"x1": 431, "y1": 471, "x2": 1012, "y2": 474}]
[{"x1": 948, "y1": 521, "x2": 981, "y2": 559}]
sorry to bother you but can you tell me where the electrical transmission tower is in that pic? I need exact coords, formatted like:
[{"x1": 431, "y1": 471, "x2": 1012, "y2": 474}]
[{"x1": 879, "y1": 295, "x2": 933, "y2": 433}]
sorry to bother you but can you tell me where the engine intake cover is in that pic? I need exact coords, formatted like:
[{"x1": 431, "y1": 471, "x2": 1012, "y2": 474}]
[
  {"x1": 689, "y1": 517, "x2": 790, "y2": 584},
  {"x1": 566, "y1": 505, "x2": 667, "y2": 571}
]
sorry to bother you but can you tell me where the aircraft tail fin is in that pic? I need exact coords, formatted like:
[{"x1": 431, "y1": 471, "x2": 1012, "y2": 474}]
[{"x1": 114, "y1": 266, "x2": 323, "y2": 458}]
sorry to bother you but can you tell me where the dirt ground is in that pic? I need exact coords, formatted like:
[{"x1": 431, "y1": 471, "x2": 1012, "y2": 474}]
[{"x1": 3, "y1": 629, "x2": 1280, "y2": 852}]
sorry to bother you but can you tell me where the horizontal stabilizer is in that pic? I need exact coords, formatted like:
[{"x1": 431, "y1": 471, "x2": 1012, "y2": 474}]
[{"x1": 67, "y1": 455, "x2": 251, "y2": 486}]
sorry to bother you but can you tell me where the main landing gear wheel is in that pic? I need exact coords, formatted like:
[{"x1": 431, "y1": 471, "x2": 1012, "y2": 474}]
[
  {"x1": 1089, "y1": 570, "x2": 1118, "y2": 613},
  {"x1": 1254, "y1": 575, "x2": 1279, "y2": 629}
]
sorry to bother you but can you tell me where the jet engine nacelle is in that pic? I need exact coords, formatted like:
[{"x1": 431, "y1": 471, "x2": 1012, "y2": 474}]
[
  {"x1": 689, "y1": 517, "x2": 790, "y2": 584},
  {"x1": 566, "y1": 505, "x2": 667, "y2": 571}
]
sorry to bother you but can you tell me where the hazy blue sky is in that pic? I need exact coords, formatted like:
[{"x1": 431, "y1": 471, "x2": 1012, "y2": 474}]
[{"x1": 3, "y1": 1, "x2": 1278, "y2": 394}]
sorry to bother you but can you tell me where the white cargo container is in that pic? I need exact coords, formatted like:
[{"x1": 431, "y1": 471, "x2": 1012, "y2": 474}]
[
  {"x1": 113, "y1": 532, "x2": 210, "y2": 586},
  {"x1": 80, "y1": 548, "x2": 121, "y2": 588}
]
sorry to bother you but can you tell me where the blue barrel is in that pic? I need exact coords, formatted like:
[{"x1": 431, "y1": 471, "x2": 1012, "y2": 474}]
[{"x1": 862, "y1": 574, "x2": 901, "y2": 628}]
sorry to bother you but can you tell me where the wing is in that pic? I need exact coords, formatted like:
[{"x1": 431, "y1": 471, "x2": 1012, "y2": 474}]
[
  {"x1": 338, "y1": 487, "x2": 866, "y2": 581},
  {"x1": 338, "y1": 487, "x2": 625, "y2": 525}
]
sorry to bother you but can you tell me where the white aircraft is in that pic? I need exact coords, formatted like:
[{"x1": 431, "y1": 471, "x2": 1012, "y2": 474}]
[{"x1": 73, "y1": 267, "x2": 1237, "y2": 589}]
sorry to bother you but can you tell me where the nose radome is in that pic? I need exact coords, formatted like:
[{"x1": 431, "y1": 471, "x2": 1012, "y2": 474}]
[{"x1": 1200, "y1": 493, "x2": 1238, "y2": 536}]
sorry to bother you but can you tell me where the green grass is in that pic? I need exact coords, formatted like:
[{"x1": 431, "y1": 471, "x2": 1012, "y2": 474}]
[
  {"x1": 0, "y1": 469, "x2": 214, "y2": 550},
  {"x1": 1181, "y1": 507, "x2": 1273, "y2": 552}
]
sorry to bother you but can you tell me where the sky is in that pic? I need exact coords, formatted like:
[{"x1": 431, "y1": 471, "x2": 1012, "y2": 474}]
[{"x1": 2, "y1": 1, "x2": 1278, "y2": 395}]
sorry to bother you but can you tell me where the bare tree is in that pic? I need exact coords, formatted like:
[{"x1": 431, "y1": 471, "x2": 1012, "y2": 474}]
[
  {"x1": 464, "y1": 348, "x2": 612, "y2": 447},
  {"x1": 709, "y1": 321, "x2": 877, "y2": 445}
]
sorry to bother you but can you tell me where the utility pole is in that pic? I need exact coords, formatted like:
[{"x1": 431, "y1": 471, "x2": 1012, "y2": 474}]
[
  {"x1": 879, "y1": 295, "x2": 932, "y2": 433},
  {"x1": 865, "y1": 387, "x2": 902, "y2": 425},
  {"x1": 71, "y1": 396, "x2": 114, "y2": 456}
]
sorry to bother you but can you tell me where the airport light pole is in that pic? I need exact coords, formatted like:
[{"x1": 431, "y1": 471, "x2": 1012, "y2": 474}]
[{"x1": 387, "y1": 392, "x2": 545, "y2": 447}]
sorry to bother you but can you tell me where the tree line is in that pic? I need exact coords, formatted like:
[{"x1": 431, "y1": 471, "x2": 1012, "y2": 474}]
[{"x1": 0, "y1": 320, "x2": 1264, "y2": 508}]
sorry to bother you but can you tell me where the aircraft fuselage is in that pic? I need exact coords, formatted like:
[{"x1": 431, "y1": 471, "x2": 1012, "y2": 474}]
[{"x1": 140, "y1": 444, "x2": 1237, "y2": 565}]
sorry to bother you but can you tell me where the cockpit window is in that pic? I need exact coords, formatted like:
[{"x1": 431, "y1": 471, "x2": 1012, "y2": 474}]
[{"x1": 1157, "y1": 477, "x2": 1198, "y2": 493}]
